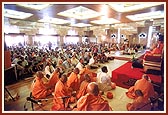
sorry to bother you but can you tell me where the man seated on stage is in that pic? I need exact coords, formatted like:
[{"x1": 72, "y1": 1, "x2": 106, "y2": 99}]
[
  {"x1": 144, "y1": 34, "x2": 164, "y2": 56},
  {"x1": 126, "y1": 74, "x2": 157, "y2": 100},
  {"x1": 51, "y1": 74, "x2": 75, "y2": 111},
  {"x1": 126, "y1": 89, "x2": 152, "y2": 111},
  {"x1": 97, "y1": 66, "x2": 116, "y2": 92},
  {"x1": 79, "y1": 65, "x2": 97, "y2": 83},
  {"x1": 76, "y1": 74, "x2": 91, "y2": 100},
  {"x1": 73, "y1": 82, "x2": 112, "y2": 111},
  {"x1": 31, "y1": 71, "x2": 53, "y2": 99},
  {"x1": 97, "y1": 52, "x2": 108, "y2": 63}
]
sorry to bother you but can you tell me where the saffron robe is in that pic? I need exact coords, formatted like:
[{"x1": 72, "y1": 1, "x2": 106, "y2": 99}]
[
  {"x1": 52, "y1": 80, "x2": 71, "y2": 111},
  {"x1": 76, "y1": 80, "x2": 89, "y2": 99},
  {"x1": 127, "y1": 96, "x2": 152, "y2": 111},
  {"x1": 67, "y1": 72, "x2": 80, "y2": 91},
  {"x1": 79, "y1": 68, "x2": 97, "y2": 83},
  {"x1": 73, "y1": 93, "x2": 112, "y2": 111},
  {"x1": 31, "y1": 77, "x2": 52, "y2": 99},
  {"x1": 47, "y1": 71, "x2": 60, "y2": 90},
  {"x1": 126, "y1": 78, "x2": 155, "y2": 100}
]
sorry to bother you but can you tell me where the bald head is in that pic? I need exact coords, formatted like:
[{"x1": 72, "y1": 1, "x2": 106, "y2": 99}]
[
  {"x1": 55, "y1": 67, "x2": 60, "y2": 73},
  {"x1": 73, "y1": 68, "x2": 80, "y2": 74},
  {"x1": 87, "y1": 82, "x2": 99, "y2": 96},
  {"x1": 60, "y1": 74, "x2": 67, "y2": 83},
  {"x1": 142, "y1": 74, "x2": 149, "y2": 80},
  {"x1": 84, "y1": 74, "x2": 91, "y2": 82},
  {"x1": 35, "y1": 71, "x2": 44, "y2": 79}
]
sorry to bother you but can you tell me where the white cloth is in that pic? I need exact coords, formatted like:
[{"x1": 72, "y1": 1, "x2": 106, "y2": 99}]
[
  {"x1": 44, "y1": 65, "x2": 54, "y2": 76},
  {"x1": 71, "y1": 58, "x2": 79, "y2": 66},
  {"x1": 97, "y1": 72, "x2": 111, "y2": 85},
  {"x1": 88, "y1": 57, "x2": 95, "y2": 65},
  {"x1": 97, "y1": 72, "x2": 112, "y2": 92},
  {"x1": 76, "y1": 62, "x2": 84, "y2": 71}
]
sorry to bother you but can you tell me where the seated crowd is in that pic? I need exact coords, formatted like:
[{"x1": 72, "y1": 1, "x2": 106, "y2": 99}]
[
  {"x1": 9, "y1": 42, "x2": 146, "y2": 80},
  {"x1": 7, "y1": 41, "x2": 161, "y2": 111}
]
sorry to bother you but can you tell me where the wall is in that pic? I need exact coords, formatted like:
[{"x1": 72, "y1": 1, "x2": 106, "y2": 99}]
[{"x1": 8, "y1": 24, "x2": 163, "y2": 47}]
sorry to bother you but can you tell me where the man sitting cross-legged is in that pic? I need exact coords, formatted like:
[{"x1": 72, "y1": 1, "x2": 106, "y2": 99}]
[
  {"x1": 73, "y1": 82, "x2": 112, "y2": 111},
  {"x1": 76, "y1": 74, "x2": 91, "y2": 100},
  {"x1": 51, "y1": 74, "x2": 75, "y2": 111}
]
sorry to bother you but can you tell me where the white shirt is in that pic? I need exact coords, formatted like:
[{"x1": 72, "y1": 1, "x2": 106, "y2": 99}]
[
  {"x1": 71, "y1": 57, "x2": 79, "y2": 66},
  {"x1": 97, "y1": 72, "x2": 111, "y2": 85},
  {"x1": 44, "y1": 65, "x2": 54, "y2": 76},
  {"x1": 88, "y1": 57, "x2": 95, "y2": 65},
  {"x1": 76, "y1": 62, "x2": 84, "y2": 71}
]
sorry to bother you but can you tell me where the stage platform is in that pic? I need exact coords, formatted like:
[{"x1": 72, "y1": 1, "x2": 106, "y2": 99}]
[
  {"x1": 105, "y1": 50, "x2": 145, "y2": 61},
  {"x1": 111, "y1": 61, "x2": 162, "y2": 89}
]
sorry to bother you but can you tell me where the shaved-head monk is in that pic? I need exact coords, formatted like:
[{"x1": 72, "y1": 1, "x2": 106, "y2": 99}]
[
  {"x1": 31, "y1": 71, "x2": 52, "y2": 99},
  {"x1": 126, "y1": 74, "x2": 157, "y2": 100},
  {"x1": 73, "y1": 82, "x2": 112, "y2": 111},
  {"x1": 52, "y1": 74, "x2": 74, "y2": 111},
  {"x1": 46, "y1": 67, "x2": 60, "y2": 91},
  {"x1": 79, "y1": 65, "x2": 97, "y2": 83},
  {"x1": 76, "y1": 74, "x2": 91, "y2": 100},
  {"x1": 67, "y1": 68, "x2": 80, "y2": 92},
  {"x1": 127, "y1": 89, "x2": 152, "y2": 111}
]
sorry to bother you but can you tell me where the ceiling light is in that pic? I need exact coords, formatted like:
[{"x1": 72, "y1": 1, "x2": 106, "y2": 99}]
[
  {"x1": 38, "y1": 17, "x2": 70, "y2": 24},
  {"x1": 4, "y1": 9, "x2": 33, "y2": 19},
  {"x1": 71, "y1": 23, "x2": 92, "y2": 27},
  {"x1": 16, "y1": 4, "x2": 51, "y2": 10},
  {"x1": 91, "y1": 18, "x2": 120, "y2": 24},
  {"x1": 126, "y1": 11, "x2": 164, "y2": 21},
  {"x1": 108, "y1": 2, "x2": 164, "y2": 12},
  {"x1": 57, "y1": 6, "x2": 102, "y2": 20}
]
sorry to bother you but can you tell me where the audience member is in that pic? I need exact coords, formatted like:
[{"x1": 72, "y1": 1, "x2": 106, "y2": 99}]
[
  {"x1": 127, "y1": 89, "x2": 152, "y2": 111},
  {"x1": 67, "y1": 68, "x2": 80, "y2": 92},
  {"x1": 73, "y1": 82, "x2": 112, "y2": 111},
  {"x1": 76, "y1": 74, "x2": 91, "y2": 100},
  {"x1": 31, "y1": 71, "x2": 52, "y2": 99},
  {"x1": 52, "y1": 74, "x2": 75, "y2": 111},
  {"x1": 126, "y1": 74, "x2": 157, "y2": 100},
  {"x1": 97, "y1": 66, "x2": 116, "y2": 92}
]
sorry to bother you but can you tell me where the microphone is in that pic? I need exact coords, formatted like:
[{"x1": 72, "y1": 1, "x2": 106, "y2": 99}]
[
  {"x1": 26, "y1": 97, "x2": 42, "y2": 105},
  {"x1": 62, "y1": 96, "x2": 70, "y2": 99},
  {"x1": 57, "y1": 96, "x2": 70, "y2": 99}
]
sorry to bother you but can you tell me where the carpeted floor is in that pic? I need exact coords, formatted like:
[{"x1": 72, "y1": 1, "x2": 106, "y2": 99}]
[{"x1": 111, "y1": 61, "x2": 162, "y2": 89}]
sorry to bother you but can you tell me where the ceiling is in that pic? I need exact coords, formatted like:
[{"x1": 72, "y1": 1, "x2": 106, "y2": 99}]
[{"x1": 3, "y1": 2, "x2": 165, "y2": 34}]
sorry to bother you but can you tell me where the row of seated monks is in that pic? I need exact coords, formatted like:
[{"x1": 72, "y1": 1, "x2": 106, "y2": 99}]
[
  {"x1": 31, "y1": 63, "x2": 157, "y2": 111},
  {"x1": 31, "y1": 65, "x2": 116, "y2": 111}
]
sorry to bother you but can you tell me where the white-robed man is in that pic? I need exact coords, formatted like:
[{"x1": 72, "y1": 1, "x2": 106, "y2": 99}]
[{"x1": 97, "y1": 66, "x2": 116, "y2": 92}]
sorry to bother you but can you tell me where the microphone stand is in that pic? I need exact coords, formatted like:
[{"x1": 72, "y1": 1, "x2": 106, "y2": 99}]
[
  {"x1": 5, "y1": 87, "x2": 15, "y2": 101},
  {"x1": 58, "y1": 96, "x2": 70, "y2": 110},
  {"x1": 24, "y1": 97, "x2": 48, "y2": 111}
]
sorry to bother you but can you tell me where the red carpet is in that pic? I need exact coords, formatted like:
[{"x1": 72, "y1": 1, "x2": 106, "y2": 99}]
[{"x1": 111, "y1": 62, "x2": 162, "y2": 89}]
